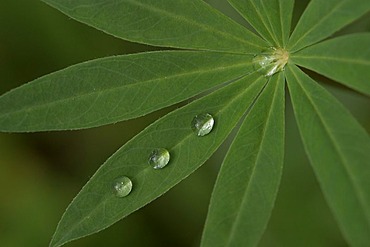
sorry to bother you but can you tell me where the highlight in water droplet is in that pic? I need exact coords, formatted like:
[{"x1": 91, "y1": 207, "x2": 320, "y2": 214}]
[
  {"x1": 148, "y1": 148, "x2": 170, "y2": 169},
  {"x1": 113, "y1": 176, "x2": 132, "y2": 198},
  {"x1": 252, "y1": 47, "x2": 289, "y2": 77},
  {"x1": 191, "y1": 113, "x2": 214, "y2": 137}
]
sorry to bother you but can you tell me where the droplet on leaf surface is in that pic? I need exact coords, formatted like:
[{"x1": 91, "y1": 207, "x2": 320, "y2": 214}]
[
  {"x1": 191, "y1": 113, "x2": 214, "y2": 137},
  {"x1": 113, "y1": 176, "x2": 132, "y2": 198},
  {"x1": 148, "y1": 148, "x2": 170, "y2": 169},
  {"x1": 252, "y1": 47, "x2": 289, "y2": 77}
]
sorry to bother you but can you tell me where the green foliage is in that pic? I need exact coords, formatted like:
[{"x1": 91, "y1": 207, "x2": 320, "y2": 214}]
[
  {"x1": 0, "y1": 51, "x2": 254, "y2": 131},
  {"x1": 227, "y1": 0, "x2": 294, "y2": 46},
  {"x1": 287, "y1": 0, "x2": 370, "y2": 52},
  {"x1": 41, "y1": 0, "x2": 265, "y2": 53},
  {"x1": 286, "y1": 64, "x2": 370, "y2": 246},
  {"x1": 50, "y1": 73, "x2": 266, "y2": 247},
  {"x1": 1, "y1": 0, "x2": 369, "y2": 247},
  {"x1": 290, "y1": 33, "x2": 370, "y2": 95},
  {"x1": 201, "y1": 74, "x2": 285, "y2": 247}
]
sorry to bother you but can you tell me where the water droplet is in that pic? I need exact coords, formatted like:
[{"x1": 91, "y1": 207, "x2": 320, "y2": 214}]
[
  {"x1": 148, "y1": 148, "x2": 170, "y2": 169},
  {"x1": 113, "y1": 176, "x2": 132, "y2": 197},
  {"x1": 191, "y1": 113, "x2": 214, "y2": 136},
  {"x1": 252, "y1": 47, "x2": 289, "y2": 77}
]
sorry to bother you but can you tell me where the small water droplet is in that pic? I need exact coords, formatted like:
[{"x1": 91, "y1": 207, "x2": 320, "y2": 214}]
[
  {"x1": 191, "y1": 113, "x2": 214, "y2": 137},
  {"x1": 113, "y1": 176, "x2": 132, "y2": 197},
  {"x1": 148, "y1": 148, "x2": 170, "y2": 169},
  {"x1": 252, "y1": 47, "x2": 289, "y2": 77}
]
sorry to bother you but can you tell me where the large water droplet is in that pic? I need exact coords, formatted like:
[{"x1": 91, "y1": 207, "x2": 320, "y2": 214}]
[
  {"x1": 191, "y1": 113, "x2": 214, "y2": 136},
  {"x1": 252, "y1": 47, "x2": 289, "y2": 77},
  {"x1": 148, "y1": 148, "x2": 170, "y2": 169},
  {"x1": 113, "y1": 176, "x2": 132, "y2": 197}
]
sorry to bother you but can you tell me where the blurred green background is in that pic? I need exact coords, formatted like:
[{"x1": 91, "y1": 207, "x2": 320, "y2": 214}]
[{"x1": 0, "y1": 0, "x2": 369, "y2": 246}]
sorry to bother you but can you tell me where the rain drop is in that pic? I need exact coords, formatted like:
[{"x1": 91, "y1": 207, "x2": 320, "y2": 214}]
[
  {"x1": 113, "y1": 176, "x2": 132, "y2": 198},
  {"x1": 191, "y1": 113, "x2": 214, "y2": 137},
  {"x1": 252, "y1": 47, "x2": 289, "y2": 77},
  {"x1": 148, "y1": 148, "x2": 170, "y2": 169}
]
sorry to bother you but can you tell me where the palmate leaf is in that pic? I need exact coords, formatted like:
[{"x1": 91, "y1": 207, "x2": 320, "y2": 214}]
[
  {"x1": 0, "y1": 51, "x2": 255, "y2": 132},
  {"x1": 291, "y1": 33, "x2": 370, "y2": 96},
  {"x1": 50, "y1": 73, "x2": 268, "y2": 247},
  {"x1": 228, "y1": 0, "x2": 294, "y2": 47},
  {"x1": 3, "y1": 0, "x2": 370, "y2": 246},
  {"x1": 41, "y1": 0, "x2": 266, "y2": 54},
  {"x1": 201, "y1": 73, "x2": 285, "y2": 247},
  {"x1": 288, "y1": 0, "x2": 370, "y2": 52},
  {"x1": 286, "y1": 64, "x2": 370, "y2": 247}
]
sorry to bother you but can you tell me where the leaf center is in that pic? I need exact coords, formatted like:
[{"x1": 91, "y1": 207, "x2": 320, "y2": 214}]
[{"x1": 252, "y1": 47, "x2": 289, "y2": 77}]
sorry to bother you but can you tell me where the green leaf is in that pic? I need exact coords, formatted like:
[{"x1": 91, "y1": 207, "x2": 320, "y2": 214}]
[
  {"x1": 0, "y1": 51, "x2": 255, "y2": 132},
  {"x1": 291, "y1": 33, "x2": 370, "y2": 96},
  {"x1": 286, "y1": 64, "x2": 370, "y2": 247},
  {"x1": 49, "y1": 73, "x2": 267, "y2": 247},
  {"x1": 228, "y1": 0, "x2": 294, "y2": 47},
  {"x1": 288, "y1": 0, "x2": 370, "y2": 52},
  {"x1": 41, "y1": 0, "x2": 266, "y2": 54},
  {"x1": 279, "y1": 0, "x2": 294, "y2": 47},
  {"x1": 201, "y1": 73, "x2": 285, "y2": 247}
]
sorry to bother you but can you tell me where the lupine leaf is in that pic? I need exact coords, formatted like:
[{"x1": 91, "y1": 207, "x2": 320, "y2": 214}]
[
  {"x1": 291, "y1": 33, "x2": 370, "y2": 96},
  {"x1": 0, "y1": 51, "x2": 255, "y2": 132},
  {"x1": 49, "y1": 73, "x2": 268, "y2": 247},
  {"x1": 288, "y1": 0, "x2": 370, "y2": 52},
  {"x1": 228, "y1": 0, "x2": 294, "y2": 47},
  {"x1": 286, "y1": 64, "x2": 370, "y2": 247},
  {"x1": 201, "y1": 73, "x2": 285, "y2": 247},
  {"x1": 41, "y1": 0, "x2": 266, "y2": 54}
]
